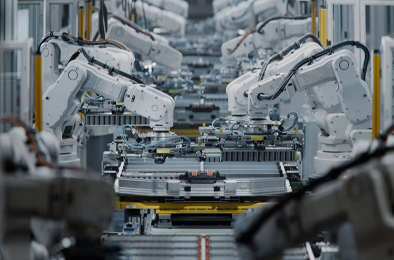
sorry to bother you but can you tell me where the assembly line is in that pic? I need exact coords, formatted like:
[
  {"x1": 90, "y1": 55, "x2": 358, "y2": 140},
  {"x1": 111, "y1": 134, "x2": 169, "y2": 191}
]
[{"x1": 0, "y1": 0, "x2": 394, "y2": 259}]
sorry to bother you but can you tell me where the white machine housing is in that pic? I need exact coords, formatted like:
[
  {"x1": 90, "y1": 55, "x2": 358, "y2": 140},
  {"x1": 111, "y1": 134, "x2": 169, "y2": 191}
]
[
  {"x1": 105, "y1": 17, "x2": 183, "y2": 71},
  {"x1": 248, "y1": 47, "x2": 372, "y2": 175},
  {"x1": 227, "y1": 42, "x2": 321, "y2": 116},
  {"x1": 221, "y1": 18, "x2": 313, "y2": 65},
  {"x1": 42, "y1": 59, "x2": 175, "y2": 139},
  {"x1": 132, "y1": 0, "x2": 186, "y2": 37},
  {"x1": 214, "y1": 0, "x2": 288, "y2": 31},
  {"x1": 40, "y1": 38, "x2": 135, "y2": 93},
  {"x1": 144, "y1": 0, "x2": 189, "y2": 18}
]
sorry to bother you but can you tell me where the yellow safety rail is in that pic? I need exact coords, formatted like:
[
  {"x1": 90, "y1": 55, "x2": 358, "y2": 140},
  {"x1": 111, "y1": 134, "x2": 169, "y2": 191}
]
[
  {"x1": 319, "y1": 7, "x2": 327, "y2": 47},
  {"x1": 311, "y1": 1, "x2": 317, "y2": 36},
  {"x1": 34, "y1": 55, "x2": 42, "y2": 132},
  {"x1": 78, "y1": 7, "x2": 84, "y2": 38},
  {"x1": 372, "y1": 52, "x2": 381, "y2": 139},
  {"x1": 86, "y1": 1, "x2": 92, "y2": 40},
  {"x1": 116, "y1": 200, "x2": 270, "y2": 216}
]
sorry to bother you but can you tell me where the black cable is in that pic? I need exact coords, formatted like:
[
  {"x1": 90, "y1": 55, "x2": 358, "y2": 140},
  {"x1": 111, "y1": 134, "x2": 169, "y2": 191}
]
[
  {"x1": 258, "y1": 33, "x2": 323, "y2": 81},
  {"x1": 71, "y1": 47, "x2": 145, "y2": 84},
  {"x1": 36, "y1": 32, "x2": 130, "y2": 55},
  {"x1": 257, "y1": 40, "x2": 370, "y2": 101},
  {"x1": 257, "y1": 15, "x2": 310, "y2": 34},
  {"x1": 236, "y1": 142, "x2": 394, "y2": 245}
]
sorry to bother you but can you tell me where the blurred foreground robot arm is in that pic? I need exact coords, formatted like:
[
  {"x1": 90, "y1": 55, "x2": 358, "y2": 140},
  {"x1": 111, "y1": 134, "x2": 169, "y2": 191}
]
[
  {"x1": 235, "y1": 152, "x2": 394, "y2": 260},
  {"x1": 105, "y1": 16, "x2": 183, "y2": 70},
  {"x1": 248, "y1": 39, "x2": 372, "y2": 175},
  {"x1": 0, "y1": 121, "x2": 115, "y2": 260},
  {"x1": 144, "y1": 0, "x2": 189, "y2": 18},
  {"x1": 221, "y1": 16, "x2": 313, "y2": 65},
  {"x1": 214, "y1": 0, "x2": 288, "y2": 31},
  {"x1": 42, "y1": 49, "x2": 174, "y2": 139}
]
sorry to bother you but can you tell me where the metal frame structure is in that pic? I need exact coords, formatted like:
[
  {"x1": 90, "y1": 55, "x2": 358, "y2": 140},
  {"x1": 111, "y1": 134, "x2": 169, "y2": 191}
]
[
  {"x1": 381, "y1": 36, "x2": 394, "y2": 131},
  {"x1": 0, "y1": 38, "x2": 34, "y2": 131},
  {"x1": 326, "y1": 0, "x2": 394, "y2": 67},
  {"x1": 45, "y1": 0, "x2": 78, "y2": 37}
]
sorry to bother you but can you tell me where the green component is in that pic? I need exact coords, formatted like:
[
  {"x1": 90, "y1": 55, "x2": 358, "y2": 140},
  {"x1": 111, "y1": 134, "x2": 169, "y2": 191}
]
[{"x1": 290, "y1": 182, "x2": 303, "y2": 192}]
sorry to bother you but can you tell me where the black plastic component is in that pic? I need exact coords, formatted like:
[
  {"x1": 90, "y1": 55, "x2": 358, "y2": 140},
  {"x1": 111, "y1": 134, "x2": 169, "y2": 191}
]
[
  {"x1": 184, "y1": 186, "x2": 191, "y2": 192},
  {"x1": 214, "y1": 186, "x2": 220, "y2": 191},
  {"x1": 154, "y1": 156, "x2": 166, "y2": 164},
  {"x1": 179, "y1": 170, "x2": 226, "y2": 184}
]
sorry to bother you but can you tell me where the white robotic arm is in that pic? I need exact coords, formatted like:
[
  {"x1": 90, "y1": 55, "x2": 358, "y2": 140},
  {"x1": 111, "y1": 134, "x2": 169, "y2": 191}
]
[
  {"x1": 42, "y1": 55, "x2": 174, "y2": 137},
  {"x1": 214, "y1": 0, "x2": 288, "y2": 31},
  {"x1": 227, "y1": 41, "x2": 322, "y2": 116},
  {"x1": 221, "y1": 17, "x2": 313, "y2": 65},
  {"x1": 106, "y1": 17, "x2": 183, "y2": 70},
  {"x1": 144, "y1": 0, "x2": 189, "y2": 18},
  {"x1": 235, "y1": 157, "x2": 394, "y2": 260},
  {"x1": 248, "y1": 45, "x2": 372, "y2": 175},
  {"x1": 40, "y1": 37, "x2": 135, "y2": 93},
  {"x1": 134, "y1": 0, "x2": 186, "y2": 37},
  {"x1": 213, "y1": 0, "x2": 246, "y2": 14}
]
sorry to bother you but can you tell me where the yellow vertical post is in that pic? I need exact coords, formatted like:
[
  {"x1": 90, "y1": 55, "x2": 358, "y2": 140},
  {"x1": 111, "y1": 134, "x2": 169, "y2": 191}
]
[
  {"x1": 85, "y1": 1, "x2": 92, "y2": 40},
  {"x1": 34, "y1": 55, "x2": 42, "y2": 132},
  {"x1": 319, "y1": 7, "x2": 327, "y2": 47},
  {"x1": 372, "y1": 51, "x2": 381, "y2": 140},
  {"x1": 311, "y1": 1, "x2": 317, "y2": 36},
  {"x1": 78, "y1": 6, "x2": 84, "y2": 38}
]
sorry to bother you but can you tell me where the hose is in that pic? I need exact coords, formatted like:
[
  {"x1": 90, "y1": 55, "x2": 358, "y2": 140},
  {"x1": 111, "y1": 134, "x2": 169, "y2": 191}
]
[
  {"x1": 258, "y1": 33, "x2": 323, "y2": 82},
  {"x1": 257, "y1": 40, "x2": 370, "y2": 101}
]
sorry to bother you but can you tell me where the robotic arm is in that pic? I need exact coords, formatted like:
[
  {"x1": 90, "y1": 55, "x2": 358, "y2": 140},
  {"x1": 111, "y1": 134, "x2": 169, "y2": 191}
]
[
  {"x1": 40, "y1": 37, "x2": 135, "y2": 93},
  {"x1": 144, "y1": 0, "x2": 189, "y2": 18},
  {"x1": 133, "y1": 0, "x2": 186, "y2": 37},
  {"x1": 221, "y1": 17, "x2": 313, "y2": 65},
  {"x1": 214, "y1": 0, "x2": 288, "y2": 31},
  {"x1": 248, "y1": 44, "x2": 372, "y2": 175},
  {"x1": 105, "y1": 16, "x2": 183, "y2": 70},
  {"x1": 227, "y1": 41, "x2": 322, "y2": 116},
  {"x1": 42, "y1": 53, "x2": 174, "y2": 138},
  {"x1": 213, "y1": 0, "x2": 246, "y2": 14},
  {"x1": 235, "y1": 158, "x2": 394, "y2": 260}
]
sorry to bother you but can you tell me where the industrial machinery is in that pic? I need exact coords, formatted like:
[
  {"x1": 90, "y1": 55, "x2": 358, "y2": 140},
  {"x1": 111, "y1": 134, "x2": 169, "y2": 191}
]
[
  {"x1": 247, "y1": 38, "x2": 372, "y2": 177},
  {"x1": 41, "y1": 44, "x2": 174, "y2": 167},
  {"x1": 104, "y1": 14, "x2": 183, "y2": 71},
  {"x1": 214, "y1": 0, "x2": 288, "y2": 32},
  {"x1": 144, "y1": 0, "x2": 189, "y2": 18},
  {"x1": 221, "y1": 16, "x2": 313, "y2": 66},
  {"x1": 0, "y1": 118, "x2": 115, "y2": 260},
  {"x1": 118, "y1": 0, "x2": 187, "y2": 38},
  {"x1": 38, "y1": 32, "x2": 146, "y2": 166},
  {"x1": 234, "y1": 127, "x2": 394, "y2": 260}
]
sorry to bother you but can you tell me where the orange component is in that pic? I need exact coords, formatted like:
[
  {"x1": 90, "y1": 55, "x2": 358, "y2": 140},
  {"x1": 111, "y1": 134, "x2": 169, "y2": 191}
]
[
  {"x1": 192, "y1": 171, "x2": 198, "y2": 176},
  {"x1": 205, "y1": 104, "x2": 210, "y2": 108},
  {"x1": 194, "y1": 104, "x2": 199, "y2": 108},
  {"x1": 207, "y1": 171, "x2": 213, "y2": 176},
  {"x1": 227, "y1": 28, "x2": 256, "y2": 54}
]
